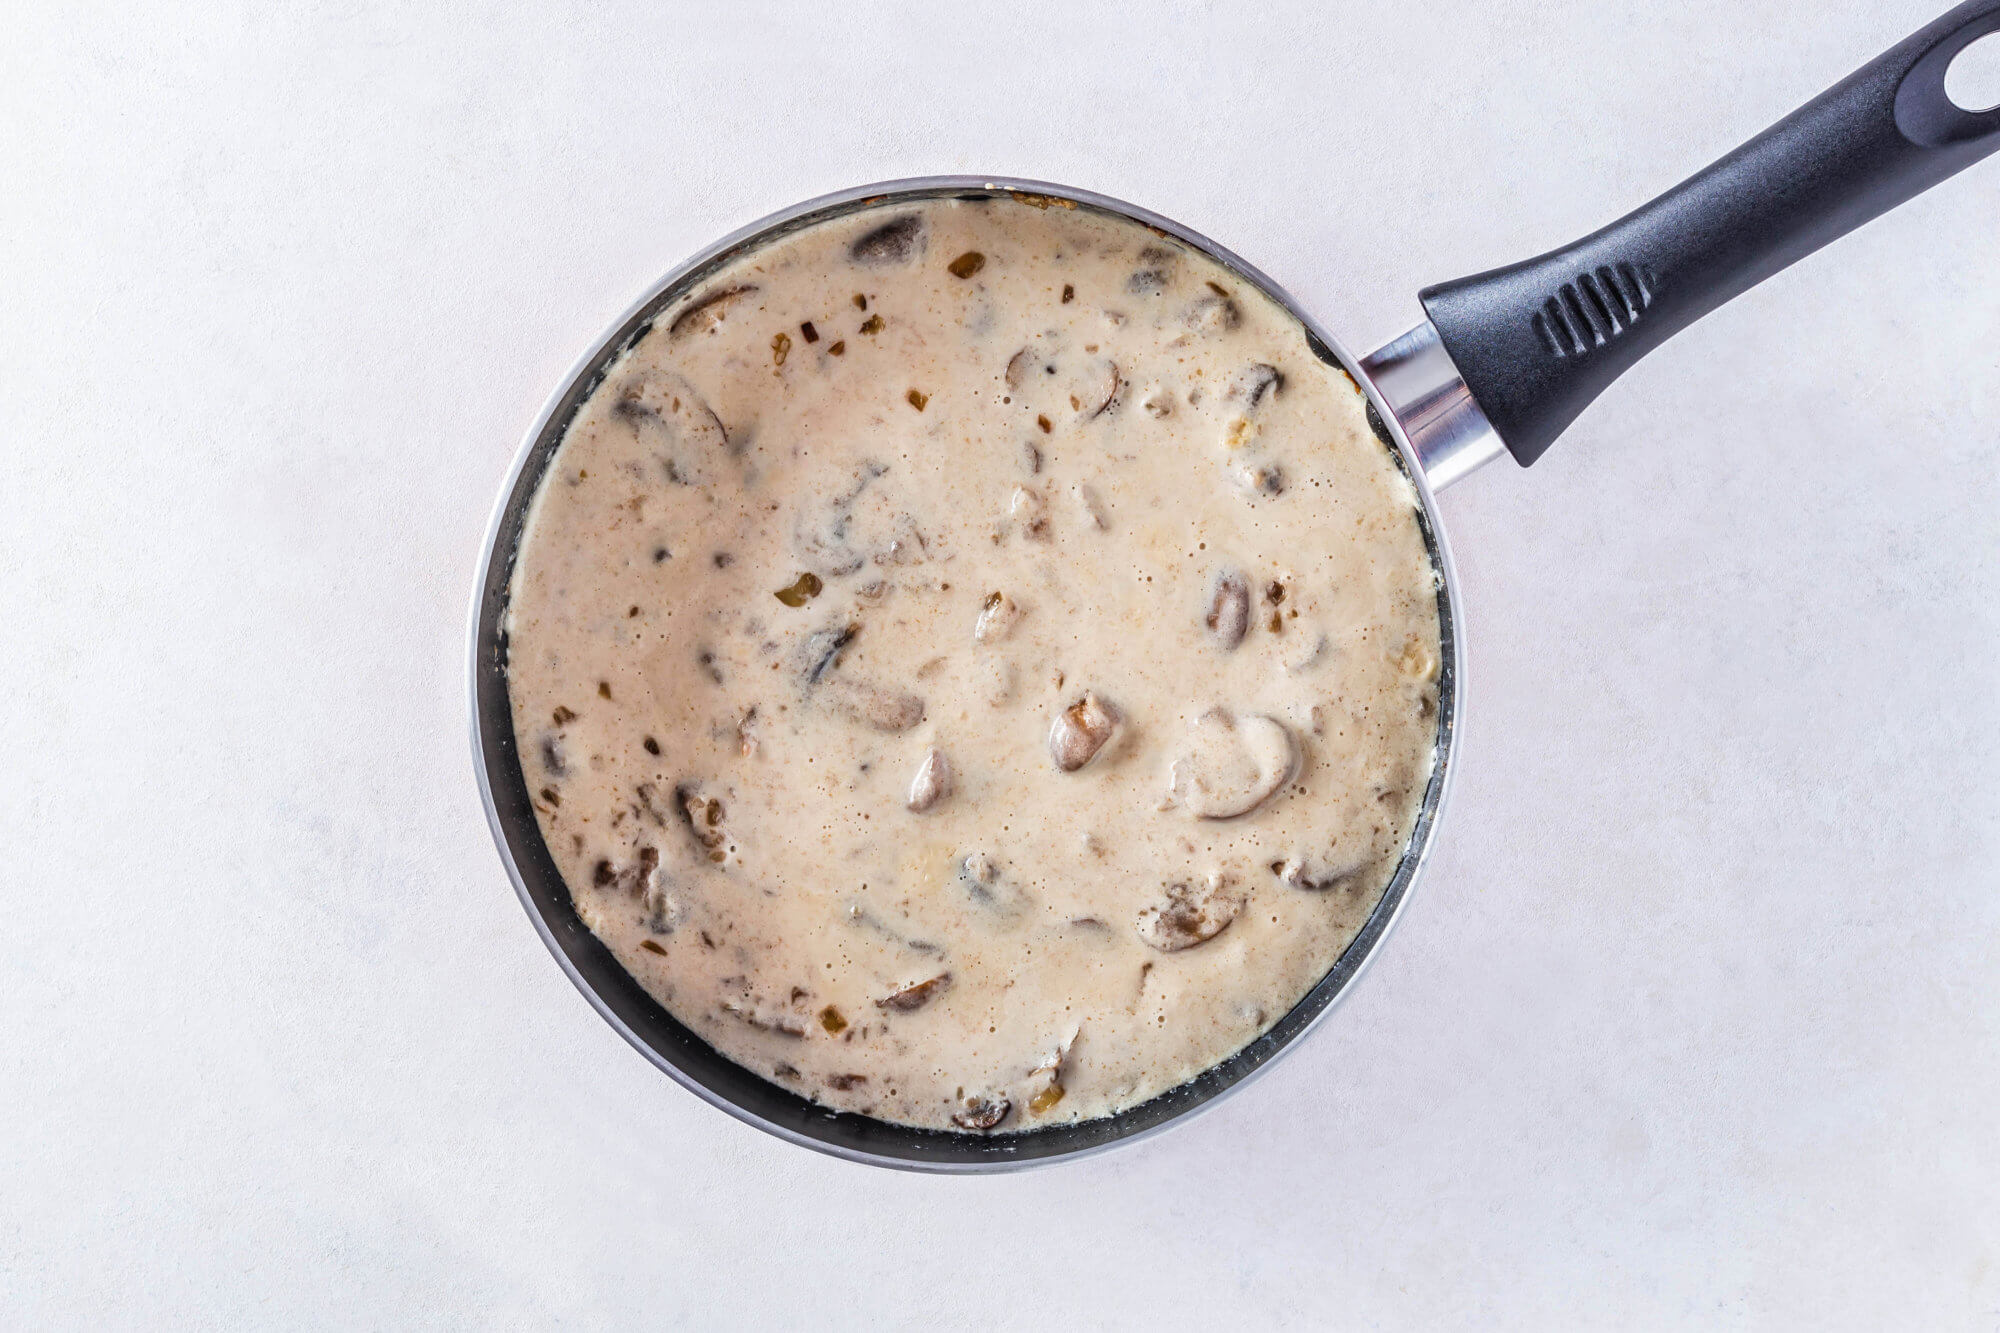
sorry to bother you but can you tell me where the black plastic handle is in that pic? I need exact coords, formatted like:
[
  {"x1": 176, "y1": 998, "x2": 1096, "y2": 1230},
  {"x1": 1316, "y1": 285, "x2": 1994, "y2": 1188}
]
[{"x1": 1420, "y1": 1, "x2": 2000, "y2": 466}]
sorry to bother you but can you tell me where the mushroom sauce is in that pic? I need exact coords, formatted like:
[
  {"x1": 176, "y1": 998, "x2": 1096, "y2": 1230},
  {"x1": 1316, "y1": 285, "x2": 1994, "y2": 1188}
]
[{"x1": 506, "y1": 196, "x2": 1441, "y2": 1133}]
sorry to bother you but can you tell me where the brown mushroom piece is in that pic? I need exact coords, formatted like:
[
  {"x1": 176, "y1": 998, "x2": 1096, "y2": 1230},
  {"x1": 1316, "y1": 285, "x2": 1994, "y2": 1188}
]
[
  {"x1": 1071, "y1": 484, "x2": 1109, "y2": 530},
  {"x1": 1165, "y1": 709, "x2": 1299, "y2": 819},
  {"x1": 1232, "y1": 462, "x2": 1288, "y2": 500},
  {"x1": 1227, "y1": 362, "x2": 1284, "y2": 409},
  {"x1": 973, "y1": 591, "x2": 1024, "y2": 643},
  {"x1": 797, "y1": 622, "x2": 858, "y2": 685},
  {"x1": 1003, "y1": 334, "x2": 1120, "y2": 419},
  {"x1": 615, "y1": 370, "x2": 731, "y2": 486},
  {"x1": 1179, "y1": 291, "x2": 1241, "y2": 337},
  {"x1": 877, "y1": 973, "x2": 952, "y2": 1012},
  {"x1": 958, "y1": 851, "x2": 1027, "y2": 914},
  {"x1": 1204, "y1": 567, "x2": 1251, "y2": 650},
  {"x1": 1275, "y1": 852, "x2": 1371, "y2": 892},
  {"x1": 1126, "y1": 245, "x2": 1176, "y2": 295},
  {"x1": 906, "y1": 747, "x2": 953, "y2": 813},
  {"x1": 667, "y1": 283, "x2": 758, "y2": 341},
  {"x1": 1007, "y1": 486, "x2": 1049, "y2": 540},
  {"x1": 674, "y1": 781, "x2": 730, "y2": 862},
  {"x1": 1137, "y1": 875, "x2": 1247, "y2": 952},
  {"x1": 1048, "y1": 692, "x2": 1121, "y2": 772},
  {"x1": 849, "y1": 214, "x2": 926, "y2": 266},
  {"x1": 951, "y1": 1095, "x2": 1012, "y2": 1132}
]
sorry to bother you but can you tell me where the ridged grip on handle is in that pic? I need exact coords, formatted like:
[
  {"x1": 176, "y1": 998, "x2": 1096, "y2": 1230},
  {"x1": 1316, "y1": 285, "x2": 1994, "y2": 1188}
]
[{"x1": 1421, "y1": 0, "x2": 2000, "y2": 466}]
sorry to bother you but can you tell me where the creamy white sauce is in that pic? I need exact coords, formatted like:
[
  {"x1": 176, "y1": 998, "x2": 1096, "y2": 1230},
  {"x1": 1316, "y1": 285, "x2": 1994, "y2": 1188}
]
[{"x1": 506, "y1": 196, "x2": 1441, "y2": 1132}]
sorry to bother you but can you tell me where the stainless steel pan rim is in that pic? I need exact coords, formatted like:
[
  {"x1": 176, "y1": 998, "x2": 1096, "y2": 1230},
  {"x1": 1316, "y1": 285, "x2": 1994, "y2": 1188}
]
[{"x1": 468, "y1": 175, "x2": 1465, "y2": 1172}]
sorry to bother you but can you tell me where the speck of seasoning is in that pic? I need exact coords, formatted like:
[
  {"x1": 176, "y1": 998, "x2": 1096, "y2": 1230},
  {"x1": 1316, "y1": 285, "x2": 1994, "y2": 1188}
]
[
  {"x1": 643, "y1": 736, "x2": 660, "y2": 755},
  {"x1": 800, "y1": 320, "x2": 818, "y2": 343},
  {"x1": 639, "y1": 939, "x2": 667, "y2": 955},
  {"x1": 771, "y1": 331, "x2": 791, "y2": 366},
  {"x1": 853, "y1": 293, "x2": 867, "y2": 310},
  {"x1": 652, "y1": 547, "x2": 669, "y2": 562},
  {"x1": 1266, "y1": 581, "x2": 1284, "y2": 603},
  {"x1": 859, "y1": 314, "x2": 884, "y2": 335},
  {"x1": 712, "y1": 552, "x2": 733, "y2": 568},
  {"x1": 552, "y1": 706, "x2": 577, "y2": 725},
  {"x1": 627, "y1": 605, "x2": 640, "y2": 617},
  {"x1": 828, "y1": 340, "x2": 846, "y2": 356},
  {"x1": 819, "y1": 1005, "x2": 847, "y2": 1034},
  {"x1": 947, "y1": 251, "x2": 986, "y2": 279},
  {"x1": 1061, "y1": 283, "x2": 1074, "y2": 303},
  {"x1": 597, "y1": 681, "x2": 612, "y2": 699},
  {"x1": 1036, "y1": 414, "x2": 1051, "y2": 433},
  {"x1": 906, "y1": 388, "x2": 929, "y2": 411},
  {"x1": 539, "y1": 787, "x2": 560, "y2": 807}
]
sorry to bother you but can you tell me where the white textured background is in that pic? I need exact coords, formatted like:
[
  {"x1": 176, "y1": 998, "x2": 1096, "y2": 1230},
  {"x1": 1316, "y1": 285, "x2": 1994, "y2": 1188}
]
[{"x1": 6, "y1": 2, "x2": 1998, "y2": 1328}]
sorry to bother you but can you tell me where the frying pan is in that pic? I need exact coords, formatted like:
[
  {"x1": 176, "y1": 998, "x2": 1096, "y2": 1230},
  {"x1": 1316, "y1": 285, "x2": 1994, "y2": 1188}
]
[{"x1": 470, "y1": 3, "x2": 2000, "y2": 1171}]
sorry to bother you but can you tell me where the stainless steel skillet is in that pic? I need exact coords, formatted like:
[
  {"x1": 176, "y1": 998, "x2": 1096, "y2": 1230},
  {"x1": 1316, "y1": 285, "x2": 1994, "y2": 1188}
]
[{"x1": 470, "y1": 4, "x2": 2000, "y2": 1171}]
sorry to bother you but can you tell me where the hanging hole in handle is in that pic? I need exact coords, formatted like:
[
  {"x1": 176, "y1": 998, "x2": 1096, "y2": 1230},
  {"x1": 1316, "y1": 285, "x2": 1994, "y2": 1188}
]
[{"x1": 1944, "y1": 29, "x2": 2000, "y2": 111}]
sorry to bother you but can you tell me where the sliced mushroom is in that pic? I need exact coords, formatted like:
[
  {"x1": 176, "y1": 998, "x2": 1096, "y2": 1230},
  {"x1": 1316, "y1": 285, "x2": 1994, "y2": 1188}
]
[
  {"x1": 1007, "y1": 486, "x2": 1049, "y2": 541},
  {"x1": 1004, "y1": 342, "x2": 1043, "y2": 393},
  {"x1": 1231, "y1": 462, "x2": 1287, "y2": 499},
  {"x1": 876, "y1": 972, "x2": 952, "y2": 1012},
  {"x1": 1275, "y1": 852, "x2": 1369, "y2": 892},
  {"x1": 958, "y1": 851, "x2": 1027, "y2": 913},
  {"x1": 1179, "y1": 291, "x2": 1241, "y2": 337},
  {"x1": 1137, "y1": 875, "x2": 1246, "y2": 952},
  {"x1": 667, "y1": 283, "x2": 758, "y2": 341},
  {"x1": 1126, "y1": 245, "x2": 1177, "y2": 295},
  {"x1": 873, "y1": 513, "x2": 929, "y2": 566},
  {"x1": 951, "y1": 1095, "x2": 1012, "y2": 1132},
  {"x1": 798, "y1": 623, "x2": 857, "y2": 685},
  {"x1": 1166, "y1": 709, "x2": 1299, "y2": 819},
  {"x1": 1227, "y1": 362, "x2": 1284, "y2": 409},
  {"x1": 674, "y1": 780, "x2": 730, "y2": 861},
  {"x1": 849, "y1": 214, "x2": 926, "y2": 266},
  {"x1": 1204, "y1": 567, "x2": 1251, "y2": 649},
  {"x1": 1072, "y1": 358, "x2": 1121, "y2": 418},
  {"x1": 823, "y1": 677, "x2": 925, "y2": 732},
  {"x1": 1071, "y1": 484, "x2": 1109, "y2": 530},
  {"x1": 1002, "y1": 333, "x2": 1119, "y2": 418},
  {"x1": 906, "y1": 747, "x2": 953, "y2": 813},
  {"x1": 973, "y1": 591, "x2": 1024, "y2": 643},
  {"x1": 1048, "y1": 692, "x2": 1121, "y2": 772},
  {"x1": 616, "y1": 370, "x2": 730, "y2": 485}
]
